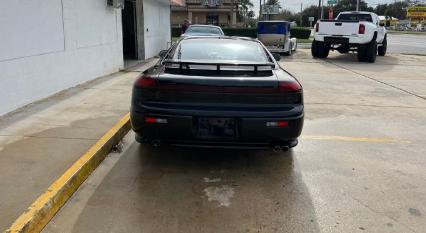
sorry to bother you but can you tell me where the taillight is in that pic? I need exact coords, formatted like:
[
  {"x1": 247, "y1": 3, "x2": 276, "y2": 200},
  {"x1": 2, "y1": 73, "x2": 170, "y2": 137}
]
[
  {"x1": 266, "y1": 121, "x2": 289, "y2": 127},
  {"x1": 315, "y1": 22, "x2": 319, "y2": 32},
  {"x1": 134, "y1": 74, "x2": 156, "y2": 88},
  {"x1": 279, "y1": 81, "x2": 302, "y2": 92},
  {"x1": 145, "y1": 117, "x2": 168, "y2": 124},
  {"x1": 358, "y1": 24, "x2": 365, "y2": 34}
]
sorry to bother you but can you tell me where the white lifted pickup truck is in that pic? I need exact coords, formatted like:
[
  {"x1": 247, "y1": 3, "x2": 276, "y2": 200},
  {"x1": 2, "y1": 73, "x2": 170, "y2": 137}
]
[{"x1": 312, "y1": 11, "x2": 387, "y2": 63}]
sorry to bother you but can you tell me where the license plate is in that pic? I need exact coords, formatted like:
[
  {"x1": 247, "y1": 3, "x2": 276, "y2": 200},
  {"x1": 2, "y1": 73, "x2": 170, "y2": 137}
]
[
  {"x1": 324, "y1": 37, "x2": 348, "y2": 44},
  {"x1": 197, "y1": 117, "x2": 236, "y2": 140}
]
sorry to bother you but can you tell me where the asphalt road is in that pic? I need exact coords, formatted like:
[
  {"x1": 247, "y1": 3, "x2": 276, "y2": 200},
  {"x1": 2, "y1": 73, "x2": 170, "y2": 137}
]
[
  {"x1": 387, "y1": 33, "x2": 426, "y2": 55},
  {"x1": 44, "y1": 51, "x2": 426, "y2": 233}
]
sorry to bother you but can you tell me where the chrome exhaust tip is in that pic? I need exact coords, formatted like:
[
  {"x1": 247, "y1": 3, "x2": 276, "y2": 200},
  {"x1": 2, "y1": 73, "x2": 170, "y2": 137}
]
[
  {"x1": 151, "y1": 139, "x2": 161, "y2": 148},
  {"x1": 272, "y1": 146, "x2": 282, "y2": 153}
]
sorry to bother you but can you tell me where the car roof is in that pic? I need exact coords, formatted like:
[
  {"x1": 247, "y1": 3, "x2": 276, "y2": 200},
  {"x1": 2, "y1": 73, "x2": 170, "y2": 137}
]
[
  {"x1": 180, "y1": 36, "x2": 259, "y2": 43},
  {"x1": 188, "y1": 24, "x2": 222, "y2": 29}
]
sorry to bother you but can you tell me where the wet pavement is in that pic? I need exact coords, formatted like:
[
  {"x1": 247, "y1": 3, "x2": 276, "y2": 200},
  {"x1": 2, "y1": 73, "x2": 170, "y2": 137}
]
[{"x1": 43, "y1": 50, "x2": 426, "y2": 233}]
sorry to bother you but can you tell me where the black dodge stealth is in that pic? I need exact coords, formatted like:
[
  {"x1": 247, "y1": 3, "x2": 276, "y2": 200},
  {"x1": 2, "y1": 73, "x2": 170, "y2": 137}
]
[{"x1": 130, "y1": 36, "x2": 304, "y2": 151}]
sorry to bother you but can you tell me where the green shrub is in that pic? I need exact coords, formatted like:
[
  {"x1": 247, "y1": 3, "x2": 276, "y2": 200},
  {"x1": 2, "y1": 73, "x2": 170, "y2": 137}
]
[
  {"x1": 172, "y1": 27, "x2": 182, "y2": 37},
  {"x1": 222, "y1": 28, "x2": 257, "y2": 38},
  {"x1": 171, "y1": 27, "x2": 311, "y2": 39},
  {"x1": 224, "y1": 27, "x2": 311, "y2": 39},
  {"x1": 290, "y1": 27, "x2": 311, "y2": 39}
]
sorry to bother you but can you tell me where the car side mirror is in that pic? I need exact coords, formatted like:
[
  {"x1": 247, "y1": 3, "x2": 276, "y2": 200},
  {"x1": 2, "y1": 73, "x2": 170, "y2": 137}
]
[
  {"x1": 379, "y1": 22, "x2": 385, "y2": 27},
  {"x1": 272, "y1": 53, "x2": 281, "y2": 61},
  {"x1": 158, "y1": 50, "x2": 168, "y2": 58}
]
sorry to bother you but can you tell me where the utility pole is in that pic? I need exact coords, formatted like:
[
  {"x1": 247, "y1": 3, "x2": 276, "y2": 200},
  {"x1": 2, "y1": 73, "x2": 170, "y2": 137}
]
[
  {"x1": 321, "y1": 0, "x2": 324, "y2": 19},
  {"x1": 318, "y1": 0, "x2": 322, "y2": 19},
  {"x1": 263, "y1": 0, "x2": 266, "y2": 21},
  {"x1": 300, "y1": 2, "x2": 303, "y2": 27},
  {"x1": 356, "y1": 0, "x2": 360, "y2": 11},
  {"x1": 259, "y1": 0, "x2": 262, "y2": 20}
]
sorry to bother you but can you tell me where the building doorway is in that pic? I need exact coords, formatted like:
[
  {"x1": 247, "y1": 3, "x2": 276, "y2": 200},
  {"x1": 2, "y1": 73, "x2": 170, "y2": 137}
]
[
  {"x1": 206, "y1": 14, "x2": 219, "y2": 25},
  {"x1": 122, "y1": 0, "x2": 138, "y2": 59}
]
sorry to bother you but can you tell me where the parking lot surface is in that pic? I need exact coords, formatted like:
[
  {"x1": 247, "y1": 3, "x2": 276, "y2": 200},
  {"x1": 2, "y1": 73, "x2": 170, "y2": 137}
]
[
  {"x1": 44, "y1": 50, "x2": 426, "y2": 233},
  {"x1": 387, "y1": 33, "x2": 426, "y2": 55}
]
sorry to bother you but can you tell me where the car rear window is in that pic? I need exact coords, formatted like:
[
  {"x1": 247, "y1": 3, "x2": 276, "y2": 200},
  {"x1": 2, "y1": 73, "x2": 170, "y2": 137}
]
[
  {"x1": 337, "y1": 14, "x2": 373, "y2": 22},
  {"x1": 257, "y1": 22, "x2": 288, "y2": 34},
  {"x1": 173, "y1": 39, "x2": 270, "y2": 63},
  {"x1": 186, "y1": 26, "x2": 222, "y2": 35}
]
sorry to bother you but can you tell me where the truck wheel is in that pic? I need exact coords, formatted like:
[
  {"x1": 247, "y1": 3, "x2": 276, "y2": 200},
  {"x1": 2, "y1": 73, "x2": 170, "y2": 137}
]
[
  {"x1": 312, "y1": 40, "x2": 329, "y2": 58},
  {"x1": 357, "y1": 45, "x2": 367, "y2": 62},
  {"x1": 365, "y1": 40, "x2": 377, "y2": 63},
  {"x1": 318, "y1": 42, "x2": 330, "y2": 58},
  {"x1": 311, "y1": 40, "x2": 319, "y2": 57},
  {"x1": 378, "y1": 37, "x2": 387, "y2": 56}
]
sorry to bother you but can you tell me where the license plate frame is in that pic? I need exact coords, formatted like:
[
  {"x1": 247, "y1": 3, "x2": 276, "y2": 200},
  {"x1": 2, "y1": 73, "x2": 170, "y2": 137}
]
[
  {"x1": 324, "y1": 36, "x2": 349, "y2": 44},
  {"x1": 196, "y1": 117, "x2": 237, "y2": 140}
]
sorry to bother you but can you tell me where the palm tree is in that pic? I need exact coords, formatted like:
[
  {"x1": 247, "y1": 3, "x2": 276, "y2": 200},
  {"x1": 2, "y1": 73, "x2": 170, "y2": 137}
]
[{"x1": 238, "y1": 0, "x2": 254, "y2": 26}]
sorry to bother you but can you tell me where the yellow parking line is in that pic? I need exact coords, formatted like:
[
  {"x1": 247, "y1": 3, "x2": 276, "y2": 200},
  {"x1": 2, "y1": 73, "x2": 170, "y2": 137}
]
[
  {"x1": 302, "y1": 135, "x2": 410, "y2": 144},
  {"x1": 5, "y1": 113, "x2": 131, "y2": 233}
]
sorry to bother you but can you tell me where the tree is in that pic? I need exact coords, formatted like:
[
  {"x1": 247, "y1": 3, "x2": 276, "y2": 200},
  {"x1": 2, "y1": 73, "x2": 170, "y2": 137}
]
[
  {"x1": 375, "y1": 4, "x2": 388, "y2": 16},
  {"x1": 332, "y1": 0, "x2": 373, "y2": 16},
  {"x1": 272, "y1": 9, "x2": 299, "y2": 22},
  {"x1": 239, "y1": 0, "x2": 254, "y2": 13},
  {"x1": 375, "y1": 2, "x2": 408, "y2": 19},
  {"x1": 266, "y1": 0, "x2": 280, "y2": 6},
  {"x1": 247, "y1": 10, "x2": 255, "y2": 18},
  {"x1": 237, "y1": 0, "x2": 255, "y2": 26}
]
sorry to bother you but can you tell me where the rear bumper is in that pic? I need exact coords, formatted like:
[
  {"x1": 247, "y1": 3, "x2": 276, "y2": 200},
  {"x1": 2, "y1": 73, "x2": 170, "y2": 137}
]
[
  {"x1": 265, "y1": 45, "x2": 290, "y2": 53},
  {"x1": 314, "y1": 34, "x2": 370, "y2": 45},
  {"x1": 130, "y1": 109, "x2": 304, "y2": 148}
]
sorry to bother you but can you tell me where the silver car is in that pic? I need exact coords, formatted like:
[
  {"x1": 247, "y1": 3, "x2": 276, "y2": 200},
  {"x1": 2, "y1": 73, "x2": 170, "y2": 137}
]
[{"x1": 181, "y1": 25, "x2": 225, "y2": 38}]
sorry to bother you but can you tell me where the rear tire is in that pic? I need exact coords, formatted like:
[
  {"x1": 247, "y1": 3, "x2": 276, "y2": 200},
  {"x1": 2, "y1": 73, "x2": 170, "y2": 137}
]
[
  {"x1": 358, "y1": 40, "x2": 377, "y2": 63},
  {"x1": 357, "y1": 45, "x2": 367, "y2": 62},
  {"x1": 365, "y1": 40, "x2": 377, "y2": 63},
  {"x1": 378, "y1": 37, "x2": 387, "y2": 56},
  {"x1": 311, "y1": 40, "x2": 329, "y2": 58},
  {"x1": 311, "y1": 40, "x2": 318, "y2": 57}
]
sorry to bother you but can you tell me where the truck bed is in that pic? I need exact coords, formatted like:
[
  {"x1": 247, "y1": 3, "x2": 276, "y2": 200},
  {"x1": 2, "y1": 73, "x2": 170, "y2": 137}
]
[{"x1": 317, "y1": 20, "x2": 360, "y2": 36}]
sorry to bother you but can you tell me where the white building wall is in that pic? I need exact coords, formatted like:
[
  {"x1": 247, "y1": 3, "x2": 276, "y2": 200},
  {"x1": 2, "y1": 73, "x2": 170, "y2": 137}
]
[
  {"x1": 143, "y1": 0, "x2": 171, "y2": 59},
  {"x1": 0, "y1": 0, "x2": 123, "y2": 116}
]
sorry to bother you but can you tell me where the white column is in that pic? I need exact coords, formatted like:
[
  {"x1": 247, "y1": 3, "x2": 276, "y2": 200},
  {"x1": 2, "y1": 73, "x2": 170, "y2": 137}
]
[
  {"x1": 188, "y1": 11, "x2": 192, "y2": 23},
  {"x1": 232, "y1": 11, "x2": 237, "y2": 26}
]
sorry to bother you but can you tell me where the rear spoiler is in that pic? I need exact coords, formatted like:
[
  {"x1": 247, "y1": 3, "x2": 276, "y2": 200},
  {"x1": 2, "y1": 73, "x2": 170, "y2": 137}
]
[{"x1": 163, "y1": 59, "x2": 276, "y2": 73}]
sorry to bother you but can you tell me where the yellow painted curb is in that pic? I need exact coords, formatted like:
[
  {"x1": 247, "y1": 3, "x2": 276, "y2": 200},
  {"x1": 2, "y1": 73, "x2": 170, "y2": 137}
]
[{"x1": 5, "y1": 113, "x2": 131, "y2": 233}]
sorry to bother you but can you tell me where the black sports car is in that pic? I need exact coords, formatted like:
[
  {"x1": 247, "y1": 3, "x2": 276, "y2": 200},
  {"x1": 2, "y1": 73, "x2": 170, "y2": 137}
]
[{"x1": 131, "y1": 37, "x2": 304, "y2": 151}]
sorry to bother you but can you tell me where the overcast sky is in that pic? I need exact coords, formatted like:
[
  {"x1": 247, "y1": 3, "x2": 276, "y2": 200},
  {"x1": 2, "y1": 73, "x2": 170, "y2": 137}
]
[{"x1": 252, "y1": 0, "x2": 406, "y2": 14}]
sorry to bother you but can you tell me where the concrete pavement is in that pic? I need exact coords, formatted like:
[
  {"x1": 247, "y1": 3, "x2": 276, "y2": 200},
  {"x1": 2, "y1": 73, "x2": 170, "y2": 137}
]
[
  {"x1": 0, "y1": 59, "x2": 157, "y2": 232},
  {"x1": 387, "y1": 33, "x2": 426, "y2": 55},
  {"x1": 43, "y1": 50, "x2": 426, "y2": 233}
]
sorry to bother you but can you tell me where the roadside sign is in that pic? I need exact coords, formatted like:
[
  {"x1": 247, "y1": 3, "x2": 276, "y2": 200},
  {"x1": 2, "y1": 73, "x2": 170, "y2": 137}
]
[
  {"x1": 262, "y1": 4, "x2": 280, "y2": 15},
  {"x1": 308, "y1": 17, "x2": 315, "y2": 22},
  {"x1": 407, "y1": 6, "x2": 426, "y2": 18},
  {"x1": 327, "y1": 0, "x2": 337, "y2": 5}
]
